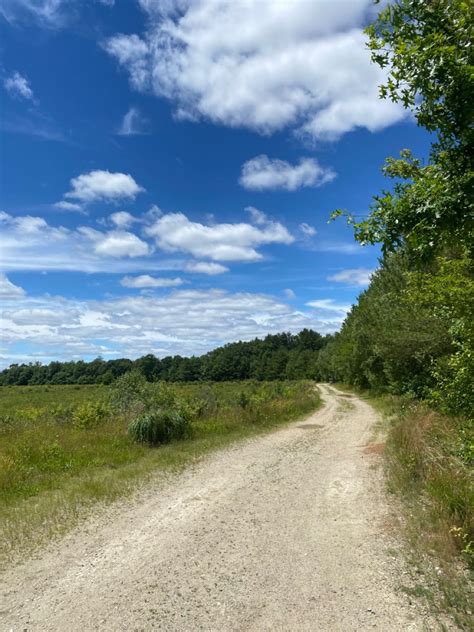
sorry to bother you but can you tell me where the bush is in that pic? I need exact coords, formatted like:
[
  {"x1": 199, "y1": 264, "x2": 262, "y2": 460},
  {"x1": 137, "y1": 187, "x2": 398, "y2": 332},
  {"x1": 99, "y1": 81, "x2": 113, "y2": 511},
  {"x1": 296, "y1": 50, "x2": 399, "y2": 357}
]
[
  {"x1": 128, "y1": 409, "x2": 191, "y2": 446},
  {"x1": 73, "y1": 402, "x2": 110, "y2": 429}
]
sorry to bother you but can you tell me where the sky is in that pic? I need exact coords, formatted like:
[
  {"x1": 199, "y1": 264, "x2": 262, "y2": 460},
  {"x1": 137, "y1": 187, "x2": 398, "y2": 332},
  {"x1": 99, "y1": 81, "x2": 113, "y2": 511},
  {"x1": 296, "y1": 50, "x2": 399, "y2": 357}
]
[{"x1": 0, "y1": 0, "x2": 431, "y2": 368}]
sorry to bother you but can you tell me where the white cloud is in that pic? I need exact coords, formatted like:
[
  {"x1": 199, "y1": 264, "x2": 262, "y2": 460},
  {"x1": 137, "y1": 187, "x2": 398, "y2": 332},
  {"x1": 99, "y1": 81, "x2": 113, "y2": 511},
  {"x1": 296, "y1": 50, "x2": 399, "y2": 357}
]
[
  {"x1": 118, "y1": 106, "x2": 149, "y2": 135},
  {"x1": 0, "y1": 0, "x2": 72, "y2": 27},
  {"x1": 0, "y1": 212, "x2": 166, "y2": 273},
  {"x1": 299, "y1": 223, "x2": 317, "y2": 237},
  {"x1": 316, "y1": 241, "x2": 365, "y2": 254},
  {"x1": 0, "y1": 273, "x2": 25, "y2": 298},
  {"x1": 121, "y1": 275, "x2": 183, "y2": 288},
  {"x1": 284, "y1": 288, "x2": 295, "y2": 300},
  {"x1": 146, "y1": 211, "x2": 294, "y2": 262},
  {"x1": 54, "y1": 201, "x2": 84, "y2": 212},
  {"x1": 184, "y1": 261, "x2": 229, "y2": 275},
  {"x1": 4, "y1": 71, "x2": 35, "y2": 101},
  {"x1": 65, "y1": 170, "x2": 144, "y2": 203},
  {"x1": 1, "y1": 287, "x2": 346, "y2": 367},
  {"x1": 306, "y1": 298, "x2": 351, "y2": 318},
  {"x1": 80, "y1": 228, "x2": 150, "y2": 258},
  {"x1": 245, "y1": 206, "x2": 267, "y2": 225},
  {"x1": 105, "y1": 1, "x2": 406, "y2": 140},
  {"x1": 109, "y1": 211, "x2": 137, "y2": 228},
  {"x1": 327, "y1": 268, "x2": 374, "y2": 287},
  {"x1": 240, "y1": 156, "x2": 335, "y2": 191}
]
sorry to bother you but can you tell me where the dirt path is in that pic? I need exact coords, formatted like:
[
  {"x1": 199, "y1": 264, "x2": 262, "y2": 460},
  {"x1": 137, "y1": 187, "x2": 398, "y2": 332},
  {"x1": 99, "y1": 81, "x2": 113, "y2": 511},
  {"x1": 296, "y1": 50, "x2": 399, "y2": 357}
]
[{"x1": 1, "y1": 385, "x2": 440, "y2": 631}]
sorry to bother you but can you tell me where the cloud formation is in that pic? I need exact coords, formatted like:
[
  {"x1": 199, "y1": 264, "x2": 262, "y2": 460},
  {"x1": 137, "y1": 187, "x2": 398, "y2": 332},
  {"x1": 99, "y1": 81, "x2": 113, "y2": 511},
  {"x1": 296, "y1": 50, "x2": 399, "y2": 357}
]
[
  {"x1": 327, "y1": 268, "x2": 374, "y2": 286},
  {"x1": 240, "y1": 156, "x2": 335, "y2": 191},
  {"x1": 105, "y1": 0, "x2": 406, "y2": 139},
  {"x1": 4, "y1": 71, "x2": 35, "y2": 101},
  {"x1": 0, "y1": 0, "x2": 72, "y2": 27},
  {"x1": 184, "y1": 261, "x2": 229, "y2": 275},
  {"x1": 54, "y1": 201, "x2": 84, "y2": 212},
  {"x1": 0, "y1": 212, "x2": 162, "y2": 272},
  {"x1": 306, "y1": 298, "x2": 351, "y2": 317},
  {"x1": 0, "y1": 209, "x2": 296, "y2": 272},
  {"x1": 0, "y1": 273, "x2": 25, "y2": 298},
  {"x1": 120, "y1": 275, "x2": 184, "y2": 288},
  {"x1": 65, "y1": 170, "x2": 145, "y2": 203},
  {"x1": 145, "y1": 212, "x2": 294, "y2": 262},
  {"x1": 118, "y1": 106, "x2": 149, "y2": 135},
  {"x1": 79, "y1": 228, "x2": 150, "y2": 258},
  {"x1": 1, "y1": 287, "x2": 345, "y2": 367},
  {"x1": 109, "y1": 211, "x2": 137, "y2": 228},
  {"x1": 299, "y1": 223, "x2": 317, "y2": 237}
]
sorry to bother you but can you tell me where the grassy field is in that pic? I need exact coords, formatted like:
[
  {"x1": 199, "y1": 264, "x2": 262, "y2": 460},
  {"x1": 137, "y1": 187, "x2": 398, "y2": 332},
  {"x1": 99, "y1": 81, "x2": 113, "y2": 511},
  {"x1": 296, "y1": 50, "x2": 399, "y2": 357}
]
[{"x1": 0, "y1": 379, "x2": 320, "y2": 564}]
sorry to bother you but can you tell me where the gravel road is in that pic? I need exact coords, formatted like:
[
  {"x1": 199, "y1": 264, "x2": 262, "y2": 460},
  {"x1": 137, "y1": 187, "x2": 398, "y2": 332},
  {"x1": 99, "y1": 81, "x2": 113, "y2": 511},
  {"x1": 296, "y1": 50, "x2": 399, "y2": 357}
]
[{"x1": 1, "y1": 385, "x2": 442, "y2": 631}]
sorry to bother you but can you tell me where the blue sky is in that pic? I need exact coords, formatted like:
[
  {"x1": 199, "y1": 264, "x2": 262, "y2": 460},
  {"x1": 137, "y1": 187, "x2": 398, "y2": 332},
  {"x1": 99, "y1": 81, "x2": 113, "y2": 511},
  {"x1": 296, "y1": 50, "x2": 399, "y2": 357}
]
[{"x1": 0, "y1": 0, "x2": 431, "y2": 367}]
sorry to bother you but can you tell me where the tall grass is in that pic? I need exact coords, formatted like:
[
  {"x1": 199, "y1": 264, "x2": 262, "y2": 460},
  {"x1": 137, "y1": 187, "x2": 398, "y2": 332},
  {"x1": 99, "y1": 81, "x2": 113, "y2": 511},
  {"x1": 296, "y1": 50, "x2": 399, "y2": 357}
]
[
  {"x1": 0, "y1": 380, "x2": 320, "y2": 564},
  {"x1": 377, "y1": 395, "x2": 473, "y2": 629}
]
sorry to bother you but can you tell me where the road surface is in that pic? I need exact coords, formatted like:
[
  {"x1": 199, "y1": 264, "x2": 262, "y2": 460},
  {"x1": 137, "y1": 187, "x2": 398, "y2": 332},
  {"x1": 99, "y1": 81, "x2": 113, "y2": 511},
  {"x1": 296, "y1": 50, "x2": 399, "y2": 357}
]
[{"x1": 1, "y1": 385, "x2": 440, "y2": 631}]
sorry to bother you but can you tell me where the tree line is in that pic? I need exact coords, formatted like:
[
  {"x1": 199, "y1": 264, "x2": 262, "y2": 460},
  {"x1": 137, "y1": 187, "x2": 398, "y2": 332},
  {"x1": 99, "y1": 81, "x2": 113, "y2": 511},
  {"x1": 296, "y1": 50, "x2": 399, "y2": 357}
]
[
  {"x1": 0, "y1": 329, "x2": 332, "y2": 386},
  {"x1": 321, "y1": 0, "x2": 473, "y2": 420}
]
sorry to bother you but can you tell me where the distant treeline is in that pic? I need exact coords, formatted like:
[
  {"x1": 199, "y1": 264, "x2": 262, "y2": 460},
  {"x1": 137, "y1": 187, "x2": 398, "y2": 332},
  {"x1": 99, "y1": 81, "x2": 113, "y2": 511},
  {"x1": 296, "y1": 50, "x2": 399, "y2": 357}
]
[{"x1": 0, "y1": 329, "x2": 333, "y2": 386}]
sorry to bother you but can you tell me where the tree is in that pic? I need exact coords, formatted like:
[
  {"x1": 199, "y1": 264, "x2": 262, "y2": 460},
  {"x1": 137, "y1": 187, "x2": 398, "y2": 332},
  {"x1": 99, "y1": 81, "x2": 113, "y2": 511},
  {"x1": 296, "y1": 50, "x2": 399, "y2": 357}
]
[{"x1": 334, "y1": 0, "x2": 473, "y2": 259}]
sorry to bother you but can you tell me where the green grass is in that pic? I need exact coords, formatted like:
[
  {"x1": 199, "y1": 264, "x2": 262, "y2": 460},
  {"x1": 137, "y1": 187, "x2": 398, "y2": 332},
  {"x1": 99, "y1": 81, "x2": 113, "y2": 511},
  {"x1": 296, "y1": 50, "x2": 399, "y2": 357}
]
[
  {"x1": 342, "y1": 386, "x2": 473, "y2": 630},
  {"x1": 0, "y1": 380, "x2": 320, "y2": 564}
]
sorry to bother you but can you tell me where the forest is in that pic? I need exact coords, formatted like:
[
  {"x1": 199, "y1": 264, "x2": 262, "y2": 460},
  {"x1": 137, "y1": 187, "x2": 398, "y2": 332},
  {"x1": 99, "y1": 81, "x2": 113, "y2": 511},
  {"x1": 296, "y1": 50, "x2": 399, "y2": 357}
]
[{"x1": 0, "y1": 329, "x2": 331, "y2": 385}]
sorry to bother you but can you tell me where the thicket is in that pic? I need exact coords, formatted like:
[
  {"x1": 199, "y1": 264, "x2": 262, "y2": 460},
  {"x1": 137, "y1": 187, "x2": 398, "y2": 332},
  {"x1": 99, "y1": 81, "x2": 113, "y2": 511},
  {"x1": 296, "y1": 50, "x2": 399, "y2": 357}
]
[{"x1": 0, "y1": 329, "x2": 330, "y2": 386}]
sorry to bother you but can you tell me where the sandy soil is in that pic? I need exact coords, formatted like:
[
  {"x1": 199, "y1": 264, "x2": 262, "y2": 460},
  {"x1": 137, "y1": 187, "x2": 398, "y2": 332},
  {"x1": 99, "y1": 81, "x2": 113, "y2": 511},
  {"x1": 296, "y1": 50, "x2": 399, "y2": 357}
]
[{"x1": 1, "y1": 385, "x2": 443, "y2": 631}]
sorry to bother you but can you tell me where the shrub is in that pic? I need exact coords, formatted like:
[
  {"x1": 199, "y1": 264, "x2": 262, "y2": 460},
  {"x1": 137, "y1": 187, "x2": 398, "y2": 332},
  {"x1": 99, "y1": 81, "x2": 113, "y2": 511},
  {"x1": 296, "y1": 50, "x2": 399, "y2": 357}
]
[
  {"x1": 108, "y1": 370, "x2": 148, "y2": 416},
  {"x1": 73, "y1": 402, "x2": 110, "y2": 429},
  {"x1": 128, "y1": 409, "x2": 191, "y2": 446}
]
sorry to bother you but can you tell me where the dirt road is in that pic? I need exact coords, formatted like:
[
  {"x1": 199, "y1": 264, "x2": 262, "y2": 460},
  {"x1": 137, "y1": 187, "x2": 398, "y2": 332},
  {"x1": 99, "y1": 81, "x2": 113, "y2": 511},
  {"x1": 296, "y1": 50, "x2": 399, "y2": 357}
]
[{"x1": 1, "y1": 385, "x2": 438, "y2": 631}]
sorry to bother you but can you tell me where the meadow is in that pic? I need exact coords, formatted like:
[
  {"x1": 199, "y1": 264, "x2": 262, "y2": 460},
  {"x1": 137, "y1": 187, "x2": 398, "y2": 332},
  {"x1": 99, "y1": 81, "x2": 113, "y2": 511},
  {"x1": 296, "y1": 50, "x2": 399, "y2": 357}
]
[{"x1": 0, "y1": 378, "x2": 320, "y2": 563}]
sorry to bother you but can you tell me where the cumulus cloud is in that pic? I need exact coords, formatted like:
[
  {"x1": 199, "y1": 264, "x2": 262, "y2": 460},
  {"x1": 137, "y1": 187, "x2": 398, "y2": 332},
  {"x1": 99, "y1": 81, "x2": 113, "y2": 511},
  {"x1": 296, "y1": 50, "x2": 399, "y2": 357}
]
[
  {"x1": 1, "y1": 287, "x2": 345, "y2": 367},
  {"x1": 0, "y1": 210, "x2": 297, "y2": 273},
  {"x1": 240, "y1": 156, "x2": 335, "y2": 191},
  {"x1": 184, "y1": 261, "x2": 229, "y2": 275},
  {"x1": 118, "y1": 106, "x2": 149, "y2": 135},
  {"x1": 78, "y1": 227, "x2": 149, "y2": 258},
  {"x1": 109, "y1": 211, "x2": 137, "y2": 228},
  {"x1": 4, "y1": 71, "x2": 35, "y2": 101},
  {"x1": 0, "y1": 273, "x2": 25, "y2": 298},
  {"x1": 145, "y1": 211, "x2": 294, "y2": 262},
  {"x1": 0, "y1": 212, "x2": 164, "y2": 273},
  {"x1": 120, "y1": 275, "x2": 183, "y2": 288},
  {"x1": 104, "y1": 0, "x2": 406, "y2": 140},
  {"x1": 65, "y1": 170, "x2": 144, "y2": 203},
  {"x1": 327, "y1": 268, "x2": 374, "y2": 287}
]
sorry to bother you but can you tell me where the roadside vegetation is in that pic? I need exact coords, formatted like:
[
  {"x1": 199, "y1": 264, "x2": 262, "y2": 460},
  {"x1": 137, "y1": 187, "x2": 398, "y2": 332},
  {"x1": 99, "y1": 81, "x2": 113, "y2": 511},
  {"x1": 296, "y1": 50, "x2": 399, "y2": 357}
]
[
  {"x1": 324, "y1": 1, "x2": 473, "y2": 626},
  {"x1": 0, "y1": 377, "x2": 320, "y2": 564}
]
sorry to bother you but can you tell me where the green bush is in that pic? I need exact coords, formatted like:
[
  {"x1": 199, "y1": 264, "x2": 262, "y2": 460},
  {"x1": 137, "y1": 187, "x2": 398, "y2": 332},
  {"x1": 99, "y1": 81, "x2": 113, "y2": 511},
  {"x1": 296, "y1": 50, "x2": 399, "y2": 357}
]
[
  {"x1": 128, "y1": 409, "x2": 191, "y2": 446},
  {"x1": 73, "y1": 401, "x2": 110, "y2": 429}
]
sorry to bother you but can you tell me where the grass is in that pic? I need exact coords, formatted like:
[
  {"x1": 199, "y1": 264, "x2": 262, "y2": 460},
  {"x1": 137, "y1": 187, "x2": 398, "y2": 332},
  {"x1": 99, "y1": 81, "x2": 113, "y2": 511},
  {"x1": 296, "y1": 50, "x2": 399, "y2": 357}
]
[
  {"x1": 0, "y1": 380, "x2": 321, "y2": 565},
  {"x1": 338, "y1": 385, "x2": 473, "y2": 630}
]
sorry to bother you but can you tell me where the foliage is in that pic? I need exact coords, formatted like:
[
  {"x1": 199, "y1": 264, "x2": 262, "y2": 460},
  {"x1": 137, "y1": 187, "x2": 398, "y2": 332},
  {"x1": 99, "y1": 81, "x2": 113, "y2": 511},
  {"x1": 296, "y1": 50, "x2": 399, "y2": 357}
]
[
  {"x1": 333, "y1": 0, "x2": 473, "y2": 259},
  {"x1": 73, "y1": 401, "x2": 111, "y2": 429},
  {"x1": 128, "y1": 410, "x2": 191, "y2": 446}
]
